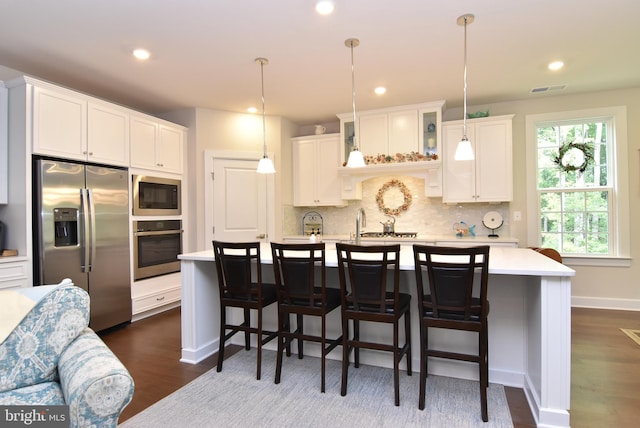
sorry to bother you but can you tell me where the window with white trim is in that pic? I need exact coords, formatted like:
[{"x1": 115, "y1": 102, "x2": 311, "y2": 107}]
[{"x1": 528, "y1": 107, "x2": 629, "y2": 259}]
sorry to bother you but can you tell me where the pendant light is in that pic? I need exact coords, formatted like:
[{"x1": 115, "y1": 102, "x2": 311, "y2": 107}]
[
  {"x1": 345, "y1": 38, "x2": 366, "y2": 168},
  {"x1": 454, "y1": 14, "x2": 475, "y2": 161},
  {"x1": 255, "y1": 57, "x2": 276, "y2": 174}
]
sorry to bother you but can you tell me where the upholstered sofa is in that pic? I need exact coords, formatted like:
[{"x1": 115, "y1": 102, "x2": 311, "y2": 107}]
[{"x1": 0, "y1": 280, "x2": 134, "y2": 427}]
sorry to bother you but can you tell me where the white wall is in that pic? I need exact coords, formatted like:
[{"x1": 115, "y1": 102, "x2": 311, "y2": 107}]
[
  {"x1": 162, "y1": 107, "x2": 293, "y2": 252},
  {"x1": 453, "y1": 89, "x2": 640, "y2": 310}
]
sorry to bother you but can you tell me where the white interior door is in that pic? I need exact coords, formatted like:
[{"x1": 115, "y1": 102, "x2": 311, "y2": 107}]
[{"x1": 211, "y1": 158, "x2": 268, "y2": 242}]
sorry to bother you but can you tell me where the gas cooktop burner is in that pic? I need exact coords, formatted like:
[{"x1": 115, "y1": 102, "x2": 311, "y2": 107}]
[{"x1": 360, "y1": 232, "x2": 417, "y2": 238}]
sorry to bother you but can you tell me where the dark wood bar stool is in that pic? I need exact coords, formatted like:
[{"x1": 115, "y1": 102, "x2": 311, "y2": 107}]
[
  {"x1": 212, "y1": 240, "x2": 278, "y2": 380},
  {"x1": 412, "y1": 244, "x2": 490, "y2": 421},
  {"x1": 270, "y1": 242, "x2": 342, "y2": 393},
  {"x1": 335, "y1": 243, "x2": 412, "y2": 406}
]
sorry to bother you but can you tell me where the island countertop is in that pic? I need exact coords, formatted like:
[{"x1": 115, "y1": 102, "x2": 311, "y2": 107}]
[{"x1": 179, "y1": 243, "x2": 574, "y2": 278}]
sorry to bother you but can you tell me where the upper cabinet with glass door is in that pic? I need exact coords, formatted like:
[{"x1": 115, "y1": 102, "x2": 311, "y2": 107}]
[{"x1": 419, "y1": 108, "x2": 442, "y2": 159}]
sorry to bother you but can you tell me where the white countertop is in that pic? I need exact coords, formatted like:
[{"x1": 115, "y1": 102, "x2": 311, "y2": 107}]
[
  {"x1": 0, "y1": 255, "x2": 29, "y2": 264},
  {"x1": 179, "y1": 243, "x2": 574, "y2": 277}
]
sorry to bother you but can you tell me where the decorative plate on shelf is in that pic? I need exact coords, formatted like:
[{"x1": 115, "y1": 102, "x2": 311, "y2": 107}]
[{"x1": 482, "y1": 211, "x2": 503, "y2": 238}]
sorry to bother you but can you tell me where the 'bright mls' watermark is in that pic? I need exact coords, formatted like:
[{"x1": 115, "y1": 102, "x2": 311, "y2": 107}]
[{"x1": 0, "y1": 406, "x2": 69, "y2": 427}]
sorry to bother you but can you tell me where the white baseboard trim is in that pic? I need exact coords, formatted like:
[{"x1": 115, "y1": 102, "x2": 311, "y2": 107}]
[
  {"x1": 181, "y1": 338, "x2": 219, "y2": 364},
  {"x1": 132, "y1": 301, "x2": 181, "y2": 322},
  {"x1": 572, "y1": 296, "x2": 640, "y2": 311}
]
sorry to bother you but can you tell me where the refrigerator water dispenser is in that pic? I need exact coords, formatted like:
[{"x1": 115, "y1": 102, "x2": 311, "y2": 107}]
[{"x1": 54, "y1": 208, "x2": 79, "y2": 247}]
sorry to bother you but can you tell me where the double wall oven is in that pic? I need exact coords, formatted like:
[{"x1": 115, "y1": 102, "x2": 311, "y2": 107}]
[{"x1": 131, "y1": 175, "x2": 183, "y2": 281}]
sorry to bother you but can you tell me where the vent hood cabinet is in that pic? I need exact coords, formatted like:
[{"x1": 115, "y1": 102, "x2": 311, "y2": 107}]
[{"x1": 336, "y1": 100, "x2": 446, "y2": 200}]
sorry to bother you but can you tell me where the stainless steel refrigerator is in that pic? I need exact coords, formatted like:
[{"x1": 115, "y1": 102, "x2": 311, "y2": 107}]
[{"x1": 33, "y1": 157, "x2": 132, "y2": 331}]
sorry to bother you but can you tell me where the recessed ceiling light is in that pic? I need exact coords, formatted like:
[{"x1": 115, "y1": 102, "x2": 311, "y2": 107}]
[
  {"x1": 548, "y1": 61, "x2": 564, "y2": 71},
  {"x1": 315, "y1": 1, "x2": 334, "y2": 15},
  {"x1": 133, "y1": 49, "x2": 151, "y2": 60},
  {"x1": 247, "y1": 107, "x2": 258, "y2": 114},
  {"x1": 374, "y1": 86, "x2": 386, "y2": 95}
]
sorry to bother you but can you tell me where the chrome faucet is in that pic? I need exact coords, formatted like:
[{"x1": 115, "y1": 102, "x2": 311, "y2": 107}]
[{"x1": 355, "y1": 208, "x2": 366, "y2": 245}]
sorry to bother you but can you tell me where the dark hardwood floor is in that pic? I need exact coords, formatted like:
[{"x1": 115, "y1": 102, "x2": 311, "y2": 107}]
[{"x1": 100, "y1": 307, "x2": 640, "y2": 427}]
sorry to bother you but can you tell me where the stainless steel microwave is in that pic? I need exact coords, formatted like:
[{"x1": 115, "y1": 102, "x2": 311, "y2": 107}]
[{"x1": 132, "y1": 175, "x2": 181, "y2": 216}]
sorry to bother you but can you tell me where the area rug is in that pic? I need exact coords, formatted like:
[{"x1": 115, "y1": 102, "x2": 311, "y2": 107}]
[
  {"x1": 620, "y1": 328, "x2": 640, "y2": 346},
  {"x1": 119, "y1": 349, "x2": 513, "y2": 428}
]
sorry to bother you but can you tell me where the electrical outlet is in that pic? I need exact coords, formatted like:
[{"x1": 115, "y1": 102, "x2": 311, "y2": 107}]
[{"x1": 513, "y1": 211, "x2": 522, "y2": 221}]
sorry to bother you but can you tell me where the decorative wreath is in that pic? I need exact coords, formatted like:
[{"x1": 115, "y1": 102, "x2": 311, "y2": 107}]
[
  {"x1": 375, "y1": 179, "x2": 412, "y2": 216},
  {"x1": 553, "y1": 140, "x2": 594, "y2": 174}
]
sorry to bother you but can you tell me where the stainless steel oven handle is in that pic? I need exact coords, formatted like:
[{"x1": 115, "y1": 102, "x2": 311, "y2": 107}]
[{"x1": 134, "y1": 230, "x2": 184, "y2": 237}]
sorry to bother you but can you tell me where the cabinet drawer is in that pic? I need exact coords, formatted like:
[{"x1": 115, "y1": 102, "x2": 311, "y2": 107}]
[
  {"x1": 0, "y1": 261, "x2": 29, "y2": 281},
  {"x1": 132, "y1": 286, "x2": 181, "y2": 314},
  {"x1": 0, "y1": 278, "x2": 29, "y2": 290}
]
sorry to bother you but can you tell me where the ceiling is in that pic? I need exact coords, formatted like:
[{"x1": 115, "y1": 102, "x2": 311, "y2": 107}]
[{"x1": 1, "y1": 0, "x2": 639, "y2": 126}]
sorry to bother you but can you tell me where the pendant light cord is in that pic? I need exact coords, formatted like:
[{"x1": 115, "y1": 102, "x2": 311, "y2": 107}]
[
  {"x1": 462, "y1": 16, "x2": 468, "y2": 140},
  {"x1": 344, "y1": 38, "x2": 360, "y2": 151},
  {"x1": 350, "y1": 41, "x2": 357, "y2": 149},
  {"x1": 259, "y1": 59, "x2": 267, "y2": 157}
]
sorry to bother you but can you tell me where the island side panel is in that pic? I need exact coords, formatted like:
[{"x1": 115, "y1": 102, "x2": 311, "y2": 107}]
[
  {"x1": 524, "y1": 275, "x2": 571, "y2": 428},
  {"x1": 180, "y1": 258, "x2": 220, "y2": 364}
]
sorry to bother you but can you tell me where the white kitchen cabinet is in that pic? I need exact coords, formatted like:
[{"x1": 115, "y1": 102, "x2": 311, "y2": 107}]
[
  {"x1": 341, "y1": 109, "x2": 419, "y2": 157},
  {"x1": 130, "y1": 114, "x2": 184, "y2": 174},
  {"x1": 157, "y1": 125, "x2": 184, "y2": 173},
  {"x1": 388, "y1": 110, "x2": 419, "y2": 154},
  {"x1": 338, "y1": 101, "x2": 444, "y2": 161},
  {"x1": 31, "y1": 84, "x2": 130, "y2": 166},
  {"x1": 358, "y1": 113, "x2": 388, "y2": 156},
  {"x1": 32, "y1": 84, "x2": 87, "y2": 161},
  {"x1": 442, "y1": 115, "x2": 514, "y2": 203},
  {"x1": 292, "y1": 134, "x2": 345, "y2": 207},
  {"x1": 0, "y1": 258, "x2": 29, "y2": 290},
  {"x1": 131, "y1": 272, "x2": 181, "y2": 321},
  {"x1": 357, "y1": 110, "x2": 420, "y2": 156},
  {"x1": 419, "y1": 108, "x2": 442, "y2": 158},
  {"x1": 87, "y1": 101, "x2": 130, "y2": 166}
]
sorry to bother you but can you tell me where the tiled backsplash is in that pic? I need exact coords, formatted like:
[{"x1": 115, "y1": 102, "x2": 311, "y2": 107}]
[{"x1": 283, "y1": 176, "x2": 510, "y2": 238}]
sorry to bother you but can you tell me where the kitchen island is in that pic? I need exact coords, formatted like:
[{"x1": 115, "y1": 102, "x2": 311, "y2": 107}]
[{"x1": 179, "y1": 244, "x2": 574, "y2": 427}]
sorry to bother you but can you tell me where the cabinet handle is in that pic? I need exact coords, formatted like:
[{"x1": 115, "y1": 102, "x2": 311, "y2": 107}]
[{"x1": 156, "y1": 296, "x2": 165, "y2": 301}]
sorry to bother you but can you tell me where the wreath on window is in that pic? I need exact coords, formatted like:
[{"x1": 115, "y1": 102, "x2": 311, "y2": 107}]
[
  {"x1": 553, "y1": 140, "x2": 594, "y2": 174},
  {"x1": 375, "y1": 179, "x2": 412, "y2": 216}
]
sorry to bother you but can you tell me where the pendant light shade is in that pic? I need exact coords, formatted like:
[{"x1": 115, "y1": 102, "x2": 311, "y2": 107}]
[
  {"x1": 345, "y1": 38, "x2": 366, "y2": 168},
  {"x1": 256, "y1": 156, "x2": 276, "y2": 174},
  {"x1": 255, "y1": 57, "x2": 276, "y2": 174},
  {"x1": 454, "y1": 137, "x2": 474, "y2": 161},
  {"x1": 454, "y1": 14, "x2": 475, "y2": 161}
]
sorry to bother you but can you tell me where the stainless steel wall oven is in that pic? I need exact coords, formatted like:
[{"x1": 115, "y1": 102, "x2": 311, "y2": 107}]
[{"x1": 133, "y1": 220, "x2": 182, "y2": 280}]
